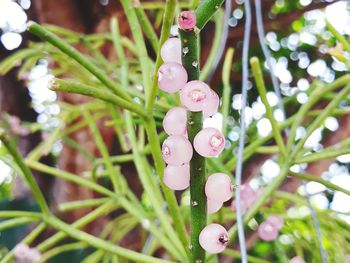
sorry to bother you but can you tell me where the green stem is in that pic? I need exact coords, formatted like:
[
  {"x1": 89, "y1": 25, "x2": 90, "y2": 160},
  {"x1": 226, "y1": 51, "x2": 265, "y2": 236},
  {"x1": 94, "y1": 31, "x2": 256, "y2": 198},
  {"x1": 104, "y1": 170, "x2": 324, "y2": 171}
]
[
  {"x1": 222, "y1": 249, "x2": 270, "y2": 263},
  {"x1": 135, "y1": 7, "x2": 159, "y2": 53},
  {"x1": 326, "y1": 21, "x2": 350, "y2": 53},
  {"x1": 293, "y1": 83, "x2": 350, "y2": 155},
  {"x1": 0, "y1": 131, "x2": 50, "y2": 215},
  {"x1": 125, "y1": 111, "x2": 186, "y2": 260},
  {"x1": 179, "y1": 26, "x2": 205, "y2": 263},
  {"x1": 221, "y1": 48, "x2": 234, "y2": 137},
  {"x1": 195, "y1": 0, "x2": 225, "y2": 29},
  {"x1": 39, "y1": 242, "x2": 87, "y2": 263},
  {"x1": 44, "y1": 215, "x2": 174, "y2": 263},
  {"x1": 58, "y1": 197, "x2": 111, "y2": 212},
  {"x1": 290, "y1": 171, "x2": 350, "y2": 196},
  {"x1": 27, "y1": 21, "x2": 132, "y2": 101},
  {"x1": 0, "y1": 217, "x2": 38, "y2": 232},
  {"x1": 286, "y1": 74, "x2": 350, "y2": 153},
  {"x1": 199, "y1": 10, "x2": 224, "y2": 81},
  {"x1": 51, "y1": 79, "x2": 149, "y2": 119},
  {"x1": 294, "y1": 148, "x2": 350, "y2": 164},
  {"x1": 146, "y1": 0, "x2": 176, "y2": 112},
  {"x1": 250, "y1": 57, "x2": 286, "y2": 157},
  {"x1": 143, "y1": 119, "x2": 190, "y2": 257},
  {"x1": 120, "y1": 0, "x2": 151, "y2": 97}
]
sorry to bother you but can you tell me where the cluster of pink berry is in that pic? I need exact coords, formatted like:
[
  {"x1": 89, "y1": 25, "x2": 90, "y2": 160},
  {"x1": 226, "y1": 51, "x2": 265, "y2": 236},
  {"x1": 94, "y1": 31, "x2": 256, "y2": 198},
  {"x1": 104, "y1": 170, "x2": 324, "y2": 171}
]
[{"x1": 158, "y1": 11, "x2": 233, "y2": 254}]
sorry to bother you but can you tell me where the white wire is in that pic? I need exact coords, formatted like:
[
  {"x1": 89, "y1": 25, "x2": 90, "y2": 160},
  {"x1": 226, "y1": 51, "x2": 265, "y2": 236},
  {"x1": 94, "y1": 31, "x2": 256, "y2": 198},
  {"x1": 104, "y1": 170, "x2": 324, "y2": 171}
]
[
  {"x1": 206, "y1": 0, "x2": 231, "y2": 82},
  {"x1": 254, "y1": 0, "x2": 327, "y2": 261},
  {"x1": 235, "y1": 0, "x2": 252, "y2": 262}
]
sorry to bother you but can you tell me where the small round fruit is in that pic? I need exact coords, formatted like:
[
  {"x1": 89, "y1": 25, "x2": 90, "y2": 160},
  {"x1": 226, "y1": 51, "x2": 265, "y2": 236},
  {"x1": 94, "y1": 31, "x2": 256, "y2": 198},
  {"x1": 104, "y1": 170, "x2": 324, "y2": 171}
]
[
  {"x1": 203, "y1": 90, "x2": 219, "y2": 118},
  {"x1": 163, "y1": 107, "x2": 187, "y2": 136},
  {"x1": 160, "y1": 38, "x2": 182, "y2": 64},
  {"x1": 179, "y1": 81, "x2": 211, "y2": 112},
  {"x1": 258, "y1": 221, "x2": 278, "y2": 242},
  {"x1": 178, "y1": 11, "x2": 196, "y2": 31},
  {"x1": 266, "y1": 215, "x2": 284, "y2": 230},
  {"x1": 193, "y1": 127, "x2": 225, "y2": 157},
  {"x1": 205, "y1": 173, "x2": 233, "y2": 202},
  {"x1": 290, "y1": 257, "x2": 306, "y2": 263},
  {"x1": 163, "y1": 164, "x2": 190, "y2": 190},
  {"x1": 199, "y1": 224, "x2": 229, "y2": 253},
  {"x1": 207, "y1": 198, "x2": 223, "y2": 214},
  {"x1": 162, "y1": 135, "x2": 193, "y2": 165},
  {"x1": 158, "y1": 62, "x2": 188, "y2": 93}
]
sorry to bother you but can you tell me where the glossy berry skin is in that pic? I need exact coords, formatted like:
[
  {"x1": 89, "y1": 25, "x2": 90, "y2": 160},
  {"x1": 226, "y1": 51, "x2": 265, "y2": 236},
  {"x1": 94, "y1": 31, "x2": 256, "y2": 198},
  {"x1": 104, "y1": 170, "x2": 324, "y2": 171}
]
[
  {"x1": 179, "y1": 80, "x2": 211, "y2": 112},
  {"x1": 258, "y1": 221, "x2": 279, "y2": 242},
  {"x1": 162, "y1": 135, "x2": 193, "y2": 165},
  {"x1": 266, "y1": 215, "x2": 284, "y2": 230},
  {"x1": 160, "y1": 38, "x2": 182, "y2": 64},
  {"x1": 163, "y1": 107, "x2": 187, "y2": 136},
  {"x1": 199, "y1": 224, "x2": 229, "y2": 253},
  {"x1": 203, "y1": 90, "x2": 220, "y2": 118},
  {"x1": 158, "y1": 62, "x2": 188, "y2": 93},
  {"x1": 193, "y1": 127, "x2": 225, "y2": 157},
  {"x1": 205, "y1": 173, "x2": 233, "y2": 202},
  {"x1": 207, "y1": 198, "x2": 223, "y2": 214},
  {"x1": 178, "y1": 11, "x2": 196, "y2": 31},
  {"x1": 163, "y1": 164, "x2": 190, "y2": 190}
]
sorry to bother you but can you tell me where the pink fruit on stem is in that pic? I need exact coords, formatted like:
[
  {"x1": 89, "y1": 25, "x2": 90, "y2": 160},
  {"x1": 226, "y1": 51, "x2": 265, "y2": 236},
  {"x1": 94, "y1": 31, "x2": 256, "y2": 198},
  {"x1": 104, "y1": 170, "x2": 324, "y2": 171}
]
[
  {"x1": 163, "y1": 107, "x2": 187, "y2": 136},
  {"x1": 193, "y1": 127, "x2": 225, "y2": 157},
  {"x1": 179, "y1": 80, "x2": 211, "y2": 112},
  {"x1": 199, "y1": 223, "x2": 229, "y2": 253},
  {"x1": 231, "y1": 184, "x2": 259, "y2": 214},
  {"x1": 163, "y1": 164, "x2": 190, "y2": 191},
  {"x1": 266, "y1": 215, "x2": 284, "y2": 230},
  {"x1": 158, "y1": 62, "x2": 188, "y2": 93},
  {"x1": 205, "y1": 173, "x2": 233, "y2": 202},
  {"x1": 258, "y1": 221, "x2": 279, "y2": 242},
  {"x1": 160, "y1": 38, "x2": 182, "y2": 64},
  {"x1": 178, "y1": 11, "x2": 196, "y2": 31},
  {"x1": 162, "y1": 135, "x2": 193, "y2": 165},
  {"x1": 207, "y1": 198, "x2": 223, "y2": 214},
  {"x1": 203, "y1": 90, "x2": 220, "y2": 118}
]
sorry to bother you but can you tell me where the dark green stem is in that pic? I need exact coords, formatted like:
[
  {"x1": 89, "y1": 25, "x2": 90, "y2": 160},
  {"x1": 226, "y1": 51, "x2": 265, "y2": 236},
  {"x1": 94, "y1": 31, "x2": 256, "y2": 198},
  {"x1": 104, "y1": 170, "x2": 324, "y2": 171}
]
[
  {"x1": 51, "y1": 79, "x2": 149, "y2": 119},
  {"x1": 0, "y1": 131, "x2": 50, "y2": 215},
  {"x1": 195, "y1": 0, "x2": 225, "y2": 29},
  {"x1": 179, "y1": 28, "x2": 206, "y2": 263}
]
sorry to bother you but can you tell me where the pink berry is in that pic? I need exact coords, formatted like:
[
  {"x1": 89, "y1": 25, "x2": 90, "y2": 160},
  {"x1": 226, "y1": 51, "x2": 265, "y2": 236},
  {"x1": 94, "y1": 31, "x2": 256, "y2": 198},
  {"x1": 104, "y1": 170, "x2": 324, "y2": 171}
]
[
  {"x1": 205, "y1": 173, "x2": 233, "y2": 202},
  {"x1": 231, "y1": 184, "x2": 259, "y2": 214},
  {"x1": 179, "y1": 80, "x2": 211, "y2": 112},
  {"x1": 163, "y1": 164, "x2": 190, "y2": 190},
  {"x1": 162, "y1": 135, "x2": 193, "y2": 165},
  {"x1": 203, "y1": 90, "x2": 220, "y2": 118},
  {"x1": 290, "y1": 256, "x2": 306, "y2": 263},
  {"x1": 178, "y1": 11, "x2": 196, "y2": 31},
  {"x1": 193, "y1": 127, "x2": 225, "y2": 157},
  {"x1": 231, "y1": 199, "x2": 249, "y2": 214},
  {"x1": 158, "y1": 62, "x2": 188, "y2": 93},
  {"x1": 207, "y1": 198, "x2": 223, "y2": 214},
  {"x1": 199, "y1": 223, "x2": 229, "y2": 254},
  {"x1": 163, "y1": 107, "x2": 187, "y2": 136},
  {"x1": 266, "y1": 215, "x2": 284, "y2": 230},
  {"x1": 258, "y1": 221, "x2": 279, "y2": 242},
  {"x1": 160, "y1": 38, "x2": 182, "y2": 64}
]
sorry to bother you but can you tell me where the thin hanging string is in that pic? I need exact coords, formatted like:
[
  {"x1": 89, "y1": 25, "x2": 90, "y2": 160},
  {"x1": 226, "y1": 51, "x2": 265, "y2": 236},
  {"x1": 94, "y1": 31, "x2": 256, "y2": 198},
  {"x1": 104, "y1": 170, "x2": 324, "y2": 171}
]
[
  {"x1": 254, "y1": 0, "x2": 327, "y2": 262},
  {"x1": 206, "y1": 0, "x2": 231, "y2": 83},
  {"x1": 302, "y1": 179, "x2": 328, "y2": 263},
  {"x1": 235, "y1": 0, "x2": 252, "y2": 262}
]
